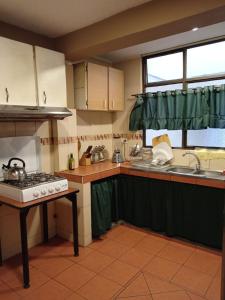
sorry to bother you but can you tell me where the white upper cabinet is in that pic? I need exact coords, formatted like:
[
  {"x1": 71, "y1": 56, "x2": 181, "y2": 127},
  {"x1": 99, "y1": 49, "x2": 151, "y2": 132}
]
[
  {"x1": 0, "y1": 37, "x2": 36, "y2": 106},
  {"x1": 108, "y1": 67, "x2": 124, "y2": 111},
  {"x1": 73, "y1": 62, "x2": 124, "y2": 111},
  {"x1": 35, "y1": 46, "x2": 67, "y2": 107}
]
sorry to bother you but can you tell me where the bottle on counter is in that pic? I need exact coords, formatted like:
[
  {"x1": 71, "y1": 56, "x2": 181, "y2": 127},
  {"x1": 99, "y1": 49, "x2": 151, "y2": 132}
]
[{"x1": 68, "y1": 153, "x2": 75, "y2": 170}]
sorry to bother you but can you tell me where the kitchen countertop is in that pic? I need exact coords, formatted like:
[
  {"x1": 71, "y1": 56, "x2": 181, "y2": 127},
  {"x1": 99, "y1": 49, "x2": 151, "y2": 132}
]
[{"x1": 56, "y1": 160, "x2": 225, "y2": 189}]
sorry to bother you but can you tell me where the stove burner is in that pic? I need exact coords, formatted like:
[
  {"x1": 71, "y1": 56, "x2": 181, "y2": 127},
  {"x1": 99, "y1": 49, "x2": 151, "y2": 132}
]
[{"x1": 2, "y1": 172, "x2": 64, "y2": 189}]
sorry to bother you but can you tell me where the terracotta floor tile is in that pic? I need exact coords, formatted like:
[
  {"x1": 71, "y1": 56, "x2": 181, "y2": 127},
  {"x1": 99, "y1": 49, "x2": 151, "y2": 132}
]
[
  {"x1": 158, "y1": 243, "x2": 194, "y2": 264},
  {"x1": 2, "y1": 267, "x2": 49, "y2": 297},
  {"x1": 32, "y1": 254, "x2": 74, "y2": 278},
  {"x1": 66, "y1": 292, "x2": 86, "y2": 299},
  {"x1": 113, "y1": 230, "x2": 146, "y2": 247},
  {"x1": 0, "y1": 280, "x2": 21, "y2": 300},
  {"x1": 118, "y1": 296, "x2": 152, "y2": 300},
  {"x1": 184, "y1": 249, "x2": 221, "y2": 276},
  {"x1": 205, "y1": 275, "x2": 221, "y2": 300},
  {"x1": 152, "y1": 291, "x2": 190, "y2": 300},
  {"x1": 106, "y1": 225, "x2": 134, "y2": 240},
  {"x1": 88, "y1": 237, "x2": 109, "y2": 250},
  {"x1": 187, "y1": 292, "x2": 207, "y2": 300},
  {"x1": 68, "y1": 246, "x2": 94, "y2": 263},
  {"x1": 97, "y1": 239, "x2": 129, "y2": 259},
  {"x1": 143, "y1": 256, "x2": 181, "y2": 281},
  {"x1": 78, "y1": 250, "x2": 115, "y2": 273},
  {"x1": 172, "y1": 265, "x2": 213, "y2": 296},
  {"x1": 143, "y1": 273, "x2": 183, "y2": 294},
  {"x1": 134, "y1": 235, "x2": 168, "y2": 255},
  {"x1": 23, "y1": 279, "x2": 72, "y2": 300},
  {"x1": 77, "y1": 274, "x2": 122, "y2": 300},
  {"x1": 119, "y1": 248, "x2": 154, "y2": 269},
  {"x1": 47, "y1": 237, "x2": 77, "y2": 258},
  {"x1": 100, "y1": 260, "x2": 139, "y2": 286},
  {"x1": 118, "y1": 273, "x2": 150, "y2": 298},
  {"x1": 54, "y1": 263, "x2": 96, "y2": 291}
]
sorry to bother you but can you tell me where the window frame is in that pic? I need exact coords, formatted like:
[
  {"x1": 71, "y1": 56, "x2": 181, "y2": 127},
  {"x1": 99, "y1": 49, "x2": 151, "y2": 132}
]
[{"x1": 142, "y1": 37, "x2": 225, "y2": 149}]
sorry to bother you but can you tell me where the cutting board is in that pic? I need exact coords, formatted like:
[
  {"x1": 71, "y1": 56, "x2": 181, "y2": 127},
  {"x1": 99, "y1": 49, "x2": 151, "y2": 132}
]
[{"x1": 152, "y1": 134, "x2": 171, "y2": 147}]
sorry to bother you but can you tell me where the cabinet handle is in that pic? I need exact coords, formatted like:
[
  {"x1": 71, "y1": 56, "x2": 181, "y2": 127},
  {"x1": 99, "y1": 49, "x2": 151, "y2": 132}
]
[
  {"x1": 5, "y1": 88, "x2": 9, "y2": 103},
  {"x1": 104, "y1": 100, "x2": 107, "y2": 109},
  {"x1": 43, "y1": 91, "x2": 47, "y2": 104},
  {"x1": 112, "y1": 99, "x2": 114, "y2": 109}
]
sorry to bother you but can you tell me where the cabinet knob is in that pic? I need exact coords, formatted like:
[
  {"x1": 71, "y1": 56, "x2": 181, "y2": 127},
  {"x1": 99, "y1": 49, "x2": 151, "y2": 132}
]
[
  {"x1": 43, "y1": 91, "x2": 47, "y2": 104},
  {"x1": 5, "y1": 88, "x2": 9, "y2": 103}
]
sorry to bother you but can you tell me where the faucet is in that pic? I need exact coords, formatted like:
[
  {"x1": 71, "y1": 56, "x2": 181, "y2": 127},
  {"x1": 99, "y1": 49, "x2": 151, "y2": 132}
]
[{"x1": 182, "y1": 152, "x2": 201, "y2": 172}]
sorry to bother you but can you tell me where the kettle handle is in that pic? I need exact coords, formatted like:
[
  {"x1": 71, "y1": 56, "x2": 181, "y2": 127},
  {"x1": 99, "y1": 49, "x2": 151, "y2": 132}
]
[{"x1": 7, "y1": 158, "x2": 26, "y2": 168}]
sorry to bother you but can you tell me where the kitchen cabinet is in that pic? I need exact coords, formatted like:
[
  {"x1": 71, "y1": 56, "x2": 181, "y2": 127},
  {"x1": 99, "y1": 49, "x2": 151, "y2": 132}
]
[
  {"x1": 91, "y1": 176, "x2": 120, "y2": 237},
  {"x1": 119, "y1": 175, "x2": 224, "y2": 249},
  {"x1": 73, "y1": 62, "x2": 124, "y2": 111},
  {"x1": 0, "y1": 37, "x2": 36, "y2": 106},
  {"x1": 35, "y1": 46, "x2": 67, "y2": 107},
  {"x1": 92, "y1": 174, "x2": 224, "y2": 248},
  {"x1": 108, "y1": 67, "x2": 124, "y2": 111}
]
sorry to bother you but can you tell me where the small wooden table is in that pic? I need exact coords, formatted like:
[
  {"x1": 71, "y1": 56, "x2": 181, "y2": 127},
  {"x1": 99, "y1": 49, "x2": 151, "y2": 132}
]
[{"x1": 0, "y1": 187, "x2": 79, "y2": 289}]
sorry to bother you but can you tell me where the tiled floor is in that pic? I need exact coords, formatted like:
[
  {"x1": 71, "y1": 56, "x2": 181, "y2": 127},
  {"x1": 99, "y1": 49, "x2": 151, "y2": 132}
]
[{"x1": 0, "y1": 224, "x2": 222, "y2": 299}]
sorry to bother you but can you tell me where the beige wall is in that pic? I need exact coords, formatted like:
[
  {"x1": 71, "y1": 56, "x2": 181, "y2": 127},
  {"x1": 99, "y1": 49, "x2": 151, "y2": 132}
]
[
  {"x1": 76, "y1": 111, "x2": 113, "y2": 160},
  {"x1": 0, "y1": 121, "x2": 56, "y2": 260}
]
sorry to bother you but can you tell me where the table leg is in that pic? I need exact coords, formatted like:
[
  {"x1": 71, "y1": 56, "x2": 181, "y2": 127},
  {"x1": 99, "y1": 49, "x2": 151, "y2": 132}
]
[
  {"x1": 42, "y1": 203, "x2": 48, "y2": 243},
  {"x1": 20, "y1": 208, "x2": 30, "y2": 289},
  {"x1": 67, "y1": 193, "x2": 79, "y2": 256}
]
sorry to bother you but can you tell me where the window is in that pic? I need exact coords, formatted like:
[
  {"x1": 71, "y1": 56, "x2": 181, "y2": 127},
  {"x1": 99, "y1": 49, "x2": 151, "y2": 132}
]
[
  {"x1": 143, "y1": 39, "x2": 225, "y2": 148},
  {"x1": 145, "y1": 129, "x2": 182, "y2": 147}
]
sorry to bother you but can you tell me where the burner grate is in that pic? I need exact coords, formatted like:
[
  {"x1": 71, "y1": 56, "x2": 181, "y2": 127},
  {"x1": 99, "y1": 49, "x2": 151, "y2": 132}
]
[{"x1": 2, "y1": 173, "x2": 64, "y2": 189}]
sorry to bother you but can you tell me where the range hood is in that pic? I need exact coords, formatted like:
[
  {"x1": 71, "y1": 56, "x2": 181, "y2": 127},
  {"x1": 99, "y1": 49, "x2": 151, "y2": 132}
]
[{"x1": 0, "y1": 105, "x2": 72, "y2": 121}]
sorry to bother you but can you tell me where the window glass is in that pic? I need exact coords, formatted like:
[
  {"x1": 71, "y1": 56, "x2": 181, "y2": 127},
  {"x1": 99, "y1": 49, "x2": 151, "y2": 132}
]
[
  {"x1": 146, "y1": 83, "x2": 183, "y2": 93},
  {"x1": 188, "y1": 79, "x2": 225, "y2": 89},
  {"x1": 187, "y1": 128, "x2": 225, "y2": 147},
  {"x1": 147, "y1": 52, "x2": 183, "y2": 83},
  {"x1": 187, "y1": 41, "x2": 225, "y2": 78},
  {"x1": 145, "y1": 129, "x2": 182, "y2": 148}
]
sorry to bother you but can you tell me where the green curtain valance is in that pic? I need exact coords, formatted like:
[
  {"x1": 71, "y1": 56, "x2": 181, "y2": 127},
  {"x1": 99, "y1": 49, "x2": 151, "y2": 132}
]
[{"x1": 129, "y1": 85, "x2": 225, "y2": 131}]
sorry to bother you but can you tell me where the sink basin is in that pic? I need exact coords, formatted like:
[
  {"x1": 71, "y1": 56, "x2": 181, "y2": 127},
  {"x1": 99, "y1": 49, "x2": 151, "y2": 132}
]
[
  {"x1": 167, "y1": 166, "x2": 194, "y2": 175},
  {"x1": 193, "y1": 170, "x2": 223, "y2": 179},
  {"x1": 167, "y1": 166, "x2": 225, "y2": 180}
]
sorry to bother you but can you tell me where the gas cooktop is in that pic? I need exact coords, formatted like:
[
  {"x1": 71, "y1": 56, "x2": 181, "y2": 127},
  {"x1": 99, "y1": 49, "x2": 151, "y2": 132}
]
[
  {"x1": 0, "y1": 172, "x2": 68, "y2": 202},
  {"x1": 2, "y1": 173, "x2": 66, "y2": 189}
]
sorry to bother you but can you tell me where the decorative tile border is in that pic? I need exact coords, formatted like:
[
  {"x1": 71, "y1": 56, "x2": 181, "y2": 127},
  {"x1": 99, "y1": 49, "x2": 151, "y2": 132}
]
[{"x1": 40, "y1": 133, "x2": 143, "y2": 145}]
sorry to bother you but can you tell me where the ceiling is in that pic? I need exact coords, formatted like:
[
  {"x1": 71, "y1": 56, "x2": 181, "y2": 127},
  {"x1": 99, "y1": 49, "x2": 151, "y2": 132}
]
[
  {"x1": 0, "y1": 0, "x2": 150, "y2": 37},
  {"x1": 101, "y1": 21, "x2": 225, "y2": 63}
]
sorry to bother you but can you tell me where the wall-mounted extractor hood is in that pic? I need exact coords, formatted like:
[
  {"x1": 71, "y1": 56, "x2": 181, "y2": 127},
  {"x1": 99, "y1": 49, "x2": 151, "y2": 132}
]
[{"x1": 0, "y1": 105, "x2": 72, "y2": 121}]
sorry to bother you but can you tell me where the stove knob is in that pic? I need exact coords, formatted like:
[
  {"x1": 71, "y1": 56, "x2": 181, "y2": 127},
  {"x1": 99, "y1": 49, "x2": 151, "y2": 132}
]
[
  {"x1": 55, "y1": 185, "x2": 61, "y2": 192},
  {"x1": 33, "y1": 192, "x2": 39, "y2": 198},
  {"x1": 48, "y1": 188, "x2": 54, "y2": 193},
  {"x1": 41, "y1": 190, "x2": 47, "y2": 196}
]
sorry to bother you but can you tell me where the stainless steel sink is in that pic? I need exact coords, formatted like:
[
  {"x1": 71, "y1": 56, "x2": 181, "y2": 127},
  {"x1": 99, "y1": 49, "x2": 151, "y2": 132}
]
[
  {"x1": 167, "y1": 166, "x2": 225, "y2": 180},
  {"x1": 130, "y1": 161, "x2": 225, "y2": 181},
  {"x1": 192, "y1": 169, "x2": 223, "y2": 179},
  {"x1": 167, "y1": 166, "x2": 194, "y2": 175}
]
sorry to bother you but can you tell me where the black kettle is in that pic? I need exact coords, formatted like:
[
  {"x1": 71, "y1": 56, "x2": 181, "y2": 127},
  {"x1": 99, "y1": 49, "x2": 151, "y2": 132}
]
[{"x1": 2, "y1": 158, "x2": 27, "y2": 181}]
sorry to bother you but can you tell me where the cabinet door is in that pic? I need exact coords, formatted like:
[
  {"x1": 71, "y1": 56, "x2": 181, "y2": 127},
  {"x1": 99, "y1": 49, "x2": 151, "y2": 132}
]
[
  {"x1": 0, "y1": 37, "x2": 36, "y2": 106},
  {"x1": 108, "y1": 67, "x2": 124, "y2": 111},
  {"x1": 35, "y1": 46, "x2": 67, "y2": 107},
  {"x1": 87, "y1": 62, "x2": 108, "y2": 111}
]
